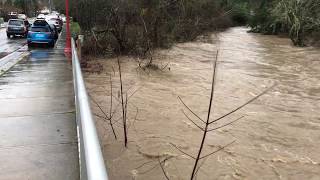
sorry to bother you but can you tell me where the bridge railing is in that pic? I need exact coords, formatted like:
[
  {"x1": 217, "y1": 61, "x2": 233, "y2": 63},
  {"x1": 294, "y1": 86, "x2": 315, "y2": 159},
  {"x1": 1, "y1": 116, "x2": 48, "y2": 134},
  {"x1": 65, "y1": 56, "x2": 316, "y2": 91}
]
[{"x1": 71, "y1": 39, "x2": 109, "y2": 180}]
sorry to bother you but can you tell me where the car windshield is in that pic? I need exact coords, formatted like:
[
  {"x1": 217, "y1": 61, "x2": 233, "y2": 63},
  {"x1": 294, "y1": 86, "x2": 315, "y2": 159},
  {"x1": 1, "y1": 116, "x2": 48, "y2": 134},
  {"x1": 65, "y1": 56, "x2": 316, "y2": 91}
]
[
  {"x1": 31, "y1": 27, "x2": 50, "y2": 32},
  {"x1": 9, "y1": 20, "x2": 23, "y2": 26},
  {"x1": 33, "y1": 20, "x2": 48, "y2": 26}
]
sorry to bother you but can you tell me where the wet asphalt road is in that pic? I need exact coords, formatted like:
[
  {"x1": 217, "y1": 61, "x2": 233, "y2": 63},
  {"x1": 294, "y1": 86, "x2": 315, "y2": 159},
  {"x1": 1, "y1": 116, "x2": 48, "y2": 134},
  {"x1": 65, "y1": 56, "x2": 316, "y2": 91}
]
[
  {"x1": 0, "y1": 28, "x2": 26, "y2": 58},
  {"x1": 0, "y1": 29, "x2": 80, "y2": 179}
]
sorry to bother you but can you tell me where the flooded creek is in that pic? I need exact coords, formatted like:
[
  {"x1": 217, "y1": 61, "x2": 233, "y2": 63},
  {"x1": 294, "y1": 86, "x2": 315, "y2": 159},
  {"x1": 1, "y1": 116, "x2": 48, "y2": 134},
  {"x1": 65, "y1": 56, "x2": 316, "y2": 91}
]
[{"x1": 84, "y1": 27, "x2": 320, "y2": 180}]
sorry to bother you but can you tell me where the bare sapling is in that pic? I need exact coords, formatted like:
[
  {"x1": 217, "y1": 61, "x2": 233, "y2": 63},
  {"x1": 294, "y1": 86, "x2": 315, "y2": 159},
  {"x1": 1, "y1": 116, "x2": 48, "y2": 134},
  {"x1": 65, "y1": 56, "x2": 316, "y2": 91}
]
[
  {"x1": 118, "y1": 57, "x2": 128, "y2": 147},
  {"x1": 168, "y1": 50, "x2": 275, "y2": 180}
]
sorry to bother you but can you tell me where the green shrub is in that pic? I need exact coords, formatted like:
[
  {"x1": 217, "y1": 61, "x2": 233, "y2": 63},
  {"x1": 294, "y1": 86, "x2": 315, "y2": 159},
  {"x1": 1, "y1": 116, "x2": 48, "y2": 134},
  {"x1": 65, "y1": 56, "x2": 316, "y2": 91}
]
[
  {"x1": 230, "y1": 2, "x2": 250, "y2": 25},
  {"x1": 70, "y1": 21, "x2": 81, "y2": 38},
  {"x1": 248, "y1": 0, "x2": 320, "y2": 46}
]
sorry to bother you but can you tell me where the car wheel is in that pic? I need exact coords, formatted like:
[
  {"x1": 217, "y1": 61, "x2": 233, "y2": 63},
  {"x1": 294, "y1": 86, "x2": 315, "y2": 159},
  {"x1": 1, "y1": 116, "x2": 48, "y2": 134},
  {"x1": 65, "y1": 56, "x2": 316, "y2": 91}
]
[
  {"x1": 49, "y1": 42, "x2": 55, "y2": 48},
  {"x1": 7, "y1": 34, "x2": 10, "y2": 38}
]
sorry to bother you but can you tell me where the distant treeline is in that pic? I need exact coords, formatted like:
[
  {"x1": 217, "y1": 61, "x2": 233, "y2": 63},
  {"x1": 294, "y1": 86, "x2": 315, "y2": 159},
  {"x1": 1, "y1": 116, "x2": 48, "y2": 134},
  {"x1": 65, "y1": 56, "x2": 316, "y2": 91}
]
[
  {"x1": 51, "y1": 0, "x2": 320, "y2": 56},
  {"x1": 53, "y1": 0, "x2": 246, "y2": 56},
  {"x1": 204, "y1": 0, "x2": 320, "y2": 46},
  {"x1": 0, "y1": 0, "x2": 43, "y2": 18}
]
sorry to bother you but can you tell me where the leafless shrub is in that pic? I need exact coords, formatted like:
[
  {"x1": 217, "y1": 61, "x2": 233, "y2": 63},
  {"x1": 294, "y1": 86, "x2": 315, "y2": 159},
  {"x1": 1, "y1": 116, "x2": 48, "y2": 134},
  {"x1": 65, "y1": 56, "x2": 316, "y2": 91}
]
[
  {"x1": 89, "y1": 74, "x2": 118, "y2": 139},
  {"x1": 89, "y1": 60, "x2": 140, "y2": 146}
]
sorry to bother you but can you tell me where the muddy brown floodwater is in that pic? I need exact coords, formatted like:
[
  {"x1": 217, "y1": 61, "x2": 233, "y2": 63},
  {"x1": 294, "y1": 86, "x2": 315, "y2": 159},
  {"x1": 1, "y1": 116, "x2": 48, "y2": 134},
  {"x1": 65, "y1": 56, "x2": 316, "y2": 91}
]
[{"x1": 84, "y1": 27, "x2": 320, "y2": 180}]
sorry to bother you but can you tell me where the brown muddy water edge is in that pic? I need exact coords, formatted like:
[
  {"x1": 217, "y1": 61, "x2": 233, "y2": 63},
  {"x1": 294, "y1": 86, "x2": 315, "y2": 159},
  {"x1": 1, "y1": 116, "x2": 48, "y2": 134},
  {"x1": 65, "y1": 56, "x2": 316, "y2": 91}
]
[{"x1": 84, "y1": 27, "x2": 320, "y2": 180}]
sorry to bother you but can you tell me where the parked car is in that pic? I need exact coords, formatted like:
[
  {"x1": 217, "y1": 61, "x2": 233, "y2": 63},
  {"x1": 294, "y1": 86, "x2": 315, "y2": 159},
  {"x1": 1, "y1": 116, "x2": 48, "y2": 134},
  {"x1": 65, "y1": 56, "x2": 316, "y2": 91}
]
[
  {"x1": 61, "y1": 15, "x2": 66, "y2": 23},
  {"x1": 27, "y1": 20, "x2": 57, "y2": 47},
  {"x1": 49, "y1": 24, "x2": 59, "y2": 40},
  {"x1": 7, "y1": 12, "x2": 18, "y2": 20},
  {"x1": 53, "y1": 13, "x2": 64, "y2": 25},
  {"x1": 48, "y1": 18, "x2": 62, "y2": 32},
  {"x1": 18, "y1": 14, "x2": 27, "y2": 20},
  {"x1": 37, "y1": 14, "x2": 46, "y2": 19},
  {"x1": 6, "y1": 19, "x2": 30, "y2": 38}
]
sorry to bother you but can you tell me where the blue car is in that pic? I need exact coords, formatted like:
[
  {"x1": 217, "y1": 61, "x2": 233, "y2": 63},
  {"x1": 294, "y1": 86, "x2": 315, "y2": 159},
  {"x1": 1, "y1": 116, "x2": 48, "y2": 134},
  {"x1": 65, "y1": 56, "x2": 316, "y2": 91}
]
[{"x1": 27, "y1": 20, "x2": 57, "y2": 47}]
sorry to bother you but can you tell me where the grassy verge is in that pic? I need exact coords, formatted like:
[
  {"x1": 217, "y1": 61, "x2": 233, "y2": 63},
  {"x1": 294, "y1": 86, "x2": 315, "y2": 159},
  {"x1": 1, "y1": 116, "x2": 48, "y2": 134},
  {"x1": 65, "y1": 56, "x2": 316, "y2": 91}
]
[{"x1": 70, "y1": 21, "x2": 81, "y2": 38}]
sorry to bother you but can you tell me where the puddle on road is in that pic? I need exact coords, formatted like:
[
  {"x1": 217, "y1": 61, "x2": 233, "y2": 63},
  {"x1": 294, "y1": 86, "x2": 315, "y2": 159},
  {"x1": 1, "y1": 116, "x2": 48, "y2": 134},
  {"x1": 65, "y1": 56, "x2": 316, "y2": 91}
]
[
  {"x1": 30, "y1": 51, "x2": 50, "y2": 59},
  {"x1": 85, "y1": 27, "x2": 320, "y2": 180}
]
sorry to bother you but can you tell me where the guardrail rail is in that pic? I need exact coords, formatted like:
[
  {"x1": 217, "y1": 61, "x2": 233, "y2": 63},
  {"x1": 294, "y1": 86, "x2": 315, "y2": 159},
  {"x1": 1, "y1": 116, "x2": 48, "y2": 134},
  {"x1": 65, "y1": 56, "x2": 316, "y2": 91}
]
[{"x1": 71, "y1": 39, "x2": 109, "y2": 180}]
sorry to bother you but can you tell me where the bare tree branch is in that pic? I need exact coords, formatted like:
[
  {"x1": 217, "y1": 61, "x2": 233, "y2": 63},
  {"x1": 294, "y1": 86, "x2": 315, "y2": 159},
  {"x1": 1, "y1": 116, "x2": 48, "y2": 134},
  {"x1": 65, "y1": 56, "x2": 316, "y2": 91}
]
[
  {"x1": 125, "y1": 93, "x2": 128, "y2": 132},
  {"x1": 108, "y1": 74, "x2": 117, "y2": 139},
  {"x1": 207, "y1": 116, "x2": 245, "y2": 132},
  {"x1": 127, "y1": 86, "x2": 143, "y2": 101},
  {"x1": 109, "y1": 74, "x2": 113, "y2": 118},
  {"x1": 194, "y1": 158, "x2": 209, "y2": 180},
  {"x1": 89, "y1": 93, "x2": 117, "y2": 139},
  {"x1": 199, "y1": 140, "x2": 236, "y2": 160},
  {"x1": 160, "y1": 62, "x2": 170, "y2": 71},
  {"x1": 89, "y1": 93, "x2": 109, "y2": 118},
  {"x1": 136, "y1": 156, "x2": 175, "y2": 175},
  {"x1": 127, "y1": 106, "x2": 139, "y2": 136},
  {"x1": 93, "y1": 113, "x2": 108, "y2": 120},
  {"x1": 181, "y1": 110, "x2": 205, "y2": 131},
  {"x1": 178, "y1": 96, "x2": 206, "y2": 124},
  {"x1": 158, "y1": 157, "x2": 170, "y2": 180},
  {"x1": 118, "y1": 57, "x2": 128, "y2": 147},
  {"x1": 170, "y1": 143, "x2": 196, "y2": 159},
  {"x1": 135, "y1": 160, "x2": 155, "y2": 170},
  {"x1": 209, "y1": 84, "x2": 276, "y2": 125}
]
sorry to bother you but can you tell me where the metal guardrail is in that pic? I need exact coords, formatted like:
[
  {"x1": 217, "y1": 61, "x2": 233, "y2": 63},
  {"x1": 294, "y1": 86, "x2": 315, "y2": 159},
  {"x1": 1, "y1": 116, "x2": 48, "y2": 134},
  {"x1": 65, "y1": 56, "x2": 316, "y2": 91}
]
[{"x1": 71, "y1": 39, "x2": 109, "y2": 180}]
